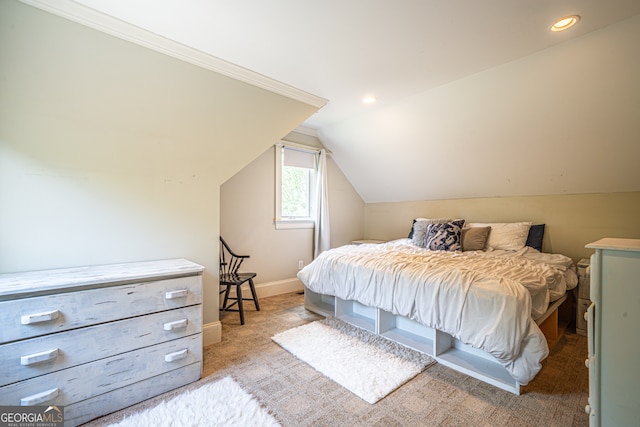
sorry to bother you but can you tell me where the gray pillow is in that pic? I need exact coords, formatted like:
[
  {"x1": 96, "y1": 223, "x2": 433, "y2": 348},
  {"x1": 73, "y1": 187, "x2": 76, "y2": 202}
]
[{"x1": 461, "y1": 226, "x2": 491, "y2": 251}]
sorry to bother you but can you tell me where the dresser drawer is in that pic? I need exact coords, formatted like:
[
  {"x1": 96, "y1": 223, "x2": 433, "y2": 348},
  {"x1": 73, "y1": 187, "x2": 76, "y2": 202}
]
[
  {"x1": 0, "y1": 305, "x2": 202, "y2": 387},
  {"x1": 575, "y1": 297, "x2": 590, "y2": 336},
  {"x1": 64, "y1": 362, "x2": 202, "y2": 426},
  {"x1": 0, "y1": 275, "x2": 202, "y2": 343},
  {"x1": 0, "y1": 334, "x2": 202, "y2": 406}
]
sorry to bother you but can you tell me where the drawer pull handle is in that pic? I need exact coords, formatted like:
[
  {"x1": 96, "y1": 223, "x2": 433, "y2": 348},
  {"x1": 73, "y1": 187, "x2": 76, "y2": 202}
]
[
  {"x1": 21, "y1": 387, "x2": 60, "y2": 406},
  {"x1": 164, "y1": 349, "x2": 188, "y2": 362},
  {"x1": 165, "y1": 289, "x2": 188, "y2": 299},
  {"x1": 21, "y1": 310, "x2": 60, "y2": 325},
  {"x1": 164, "y1": 319, "x2": 188, "y2": 331},
  {"x1": 21, "y1": 348, "x2": 59, "y2": 366}
]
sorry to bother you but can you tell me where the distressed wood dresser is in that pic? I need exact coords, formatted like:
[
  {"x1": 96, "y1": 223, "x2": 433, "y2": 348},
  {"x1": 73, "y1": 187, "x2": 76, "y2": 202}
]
[{"x1": 0, "y1": 258, "x2": 204, "y2": 426}]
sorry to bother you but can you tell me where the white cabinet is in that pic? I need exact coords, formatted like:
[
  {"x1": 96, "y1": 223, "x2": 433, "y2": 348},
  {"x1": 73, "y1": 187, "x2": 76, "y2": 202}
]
[
  {"x1": 0, "y1": 259, "x2": 204, "y2": 426},
  {"x1": 585, "y1": 238, "x2": 640, "y2": 427}
]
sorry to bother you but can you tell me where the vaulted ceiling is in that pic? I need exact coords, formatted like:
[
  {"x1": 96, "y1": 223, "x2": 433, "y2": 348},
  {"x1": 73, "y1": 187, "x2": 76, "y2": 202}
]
[{"x1": 34, "y1": 0, "x2": 640, "y2": 202}]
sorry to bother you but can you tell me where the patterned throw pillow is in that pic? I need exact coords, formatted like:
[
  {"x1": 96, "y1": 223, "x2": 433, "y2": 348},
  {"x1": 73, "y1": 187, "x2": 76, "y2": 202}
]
[
  {"x1": 425, "y1": 220, "x2": 465, "y2": 251},
  {"x1": 411, "y1": 218, "x2": 454, "y2": 247}
]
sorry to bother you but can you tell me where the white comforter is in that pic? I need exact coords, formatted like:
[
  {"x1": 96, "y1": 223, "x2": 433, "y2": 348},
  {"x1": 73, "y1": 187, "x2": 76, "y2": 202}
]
[{"x1": 297, "y1": 239, "x2": 577, "y2": 385}]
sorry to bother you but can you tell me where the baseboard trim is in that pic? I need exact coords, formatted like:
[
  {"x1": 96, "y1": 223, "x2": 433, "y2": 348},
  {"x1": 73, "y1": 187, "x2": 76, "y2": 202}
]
[
  {"x1": 255, "y1": 277, "x2": 304, "y2": 298},
  {"x1": 203, "y1": 321, "x2": 222, "y2": 346}
]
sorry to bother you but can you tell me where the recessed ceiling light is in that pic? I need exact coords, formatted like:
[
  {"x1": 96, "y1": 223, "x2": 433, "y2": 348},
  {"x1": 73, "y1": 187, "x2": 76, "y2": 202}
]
[
  {"x1": 550, "y1": 15, "x2": 580, "y2": 32},
  {"x1": 362, "y1": 96, "x2": 377, "y2": 104}
]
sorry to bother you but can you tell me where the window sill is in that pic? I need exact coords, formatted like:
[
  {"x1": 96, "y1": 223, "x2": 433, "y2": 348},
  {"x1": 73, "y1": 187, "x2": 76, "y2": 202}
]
[{"x1": 274, "y1": 219, "x2": 315, "y2": 230}]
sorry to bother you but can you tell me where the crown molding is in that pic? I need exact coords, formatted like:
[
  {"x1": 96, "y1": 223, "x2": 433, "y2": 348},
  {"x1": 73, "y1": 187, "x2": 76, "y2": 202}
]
[
  {"x1": 19, "y1": 0, "x2": 328, "y2": 109},
  {"x1": 293, "y1": 125, "x2": 319, "y2": 137}
]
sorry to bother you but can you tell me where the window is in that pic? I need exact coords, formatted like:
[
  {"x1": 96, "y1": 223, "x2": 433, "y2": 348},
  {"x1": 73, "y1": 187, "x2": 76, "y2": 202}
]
[{"x1": 275, "y1": 143, "x2": 318, "y2": 229}]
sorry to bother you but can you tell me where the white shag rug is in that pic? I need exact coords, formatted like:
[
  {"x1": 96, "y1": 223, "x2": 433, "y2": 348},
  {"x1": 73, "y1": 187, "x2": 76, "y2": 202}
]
[
  {"x1": 272, "y1": 317, "x2": 434, "y2": 404},
  {"x1": 107, "y1": 377, "x2": 280, "y2": 427}
]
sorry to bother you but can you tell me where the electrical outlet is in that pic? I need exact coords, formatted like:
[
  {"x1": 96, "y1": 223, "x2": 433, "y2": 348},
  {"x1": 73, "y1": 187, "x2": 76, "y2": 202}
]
[{"x1": 298, "y1": 259, "x2": 304, "y2": 270}]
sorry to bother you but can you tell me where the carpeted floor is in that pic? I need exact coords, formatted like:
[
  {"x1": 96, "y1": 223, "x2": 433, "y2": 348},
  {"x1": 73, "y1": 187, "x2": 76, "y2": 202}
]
[{"x1": 84, "y1": 292, "x2": 589, "y2": 426}]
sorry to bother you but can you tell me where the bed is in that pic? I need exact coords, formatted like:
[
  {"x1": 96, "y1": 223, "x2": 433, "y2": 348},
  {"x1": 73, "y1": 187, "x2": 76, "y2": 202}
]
[{"x1": 298, "y1": 220, "x2": 577, "y2": 394}]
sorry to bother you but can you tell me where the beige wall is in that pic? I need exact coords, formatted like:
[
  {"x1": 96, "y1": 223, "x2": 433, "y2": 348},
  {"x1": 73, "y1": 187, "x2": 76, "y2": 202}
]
[
  {"x1": 364, "y1": 192, "x2": 640, "y2": 262},
  {"x1": 220, "y1": 132, "x2": 364, "y2": 286},
  {"x1": 0, "y1": 1, "x2": 318, "y2": 327}
]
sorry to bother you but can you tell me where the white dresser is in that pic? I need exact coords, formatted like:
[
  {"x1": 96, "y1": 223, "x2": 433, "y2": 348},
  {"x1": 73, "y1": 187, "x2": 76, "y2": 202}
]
[
  {"x1": 0, "y1": 259, "x2": 204, "y2": 426},
  {"x1": 585, "y1": 238, "x2": 640, "y2": 427},
  {"x1": 575, "y1": 258, "x2": 590, "y2": 336}
]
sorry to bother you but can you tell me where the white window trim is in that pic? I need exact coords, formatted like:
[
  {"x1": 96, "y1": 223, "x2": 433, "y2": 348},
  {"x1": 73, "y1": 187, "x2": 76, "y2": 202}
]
[
  {"x1": 274, "y1": 218, "x2": 315, "y2": 230},
  {"x1": 274, "y1": 141, "x2": 319, "y2": 230}
]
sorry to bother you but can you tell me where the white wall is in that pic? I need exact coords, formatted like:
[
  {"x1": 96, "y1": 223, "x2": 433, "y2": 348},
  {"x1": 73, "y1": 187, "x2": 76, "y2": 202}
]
[
  {"x1": 220, "y1": 131, "x2": 364, "y2": 291},
  {"x1": 0, "y1": 1, "x2": 318, "y2": 331}
]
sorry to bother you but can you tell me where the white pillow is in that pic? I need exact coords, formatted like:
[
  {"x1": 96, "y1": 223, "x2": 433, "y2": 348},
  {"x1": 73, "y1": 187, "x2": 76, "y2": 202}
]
[{"x1": 465, "y1": 222, "x2": 532, "y2": 251}]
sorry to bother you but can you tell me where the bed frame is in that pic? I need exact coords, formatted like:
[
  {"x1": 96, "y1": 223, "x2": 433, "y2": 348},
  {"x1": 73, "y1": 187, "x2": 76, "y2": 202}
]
[{"x1": 304, "y1": 287, "x2": 567, "y2": 395}]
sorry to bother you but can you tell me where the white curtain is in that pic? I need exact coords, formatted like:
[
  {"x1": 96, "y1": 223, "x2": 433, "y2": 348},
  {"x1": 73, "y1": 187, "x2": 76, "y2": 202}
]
[{"x1": 314, "y1": 149, "x2": 330, "y2": 258}]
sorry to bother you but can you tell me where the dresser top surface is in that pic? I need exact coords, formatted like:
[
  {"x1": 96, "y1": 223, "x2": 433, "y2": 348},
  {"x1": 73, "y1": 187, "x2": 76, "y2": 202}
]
[
  {"x1": 0, "y1": 258, "x2": 204, "y2": 300},
  {"x1": 586, "y1": 238, "x2": 640, "y2": 252}
]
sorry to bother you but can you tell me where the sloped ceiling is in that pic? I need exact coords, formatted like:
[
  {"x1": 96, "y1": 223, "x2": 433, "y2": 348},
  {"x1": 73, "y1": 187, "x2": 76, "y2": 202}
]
[
  {"x1": 27, "y1": 0, "x2": 640, "y2": 202},
  {"x1": 321, "y1": 16, "x2": 640, "y2": 202}
]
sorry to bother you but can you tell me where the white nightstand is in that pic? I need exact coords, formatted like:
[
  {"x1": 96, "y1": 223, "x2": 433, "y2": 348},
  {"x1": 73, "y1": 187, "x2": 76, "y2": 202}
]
[{"x1": 351, "y1": 239, "x2": 386, "y2": 245}]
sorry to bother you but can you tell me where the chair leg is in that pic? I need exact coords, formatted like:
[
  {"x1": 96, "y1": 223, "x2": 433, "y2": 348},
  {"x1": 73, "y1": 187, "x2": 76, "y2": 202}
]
[
  {"x1": 236, "y1": 284, "x2": 245, "y2": 325},
  {"x1": 222, "y1": 286, "x2": 231, "y2": 311},
  {"x1": 248, "y1": 278, "x2": 260, "y2": 311}
]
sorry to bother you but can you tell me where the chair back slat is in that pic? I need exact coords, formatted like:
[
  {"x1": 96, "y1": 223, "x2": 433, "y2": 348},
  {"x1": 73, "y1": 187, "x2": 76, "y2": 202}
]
[{"x1": 220, "y1": 236, "x2": 247, "y2": 277}]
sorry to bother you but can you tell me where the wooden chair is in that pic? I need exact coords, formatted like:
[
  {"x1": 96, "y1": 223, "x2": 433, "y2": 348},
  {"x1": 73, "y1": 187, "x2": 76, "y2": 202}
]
[{"x1": 219, "y1": 236, "x2": 260, "y2": 325}]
